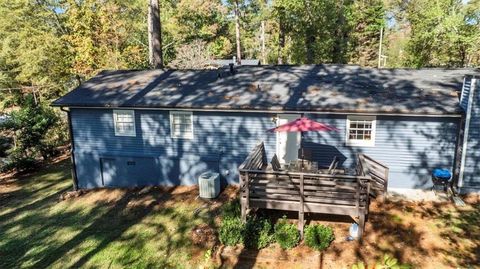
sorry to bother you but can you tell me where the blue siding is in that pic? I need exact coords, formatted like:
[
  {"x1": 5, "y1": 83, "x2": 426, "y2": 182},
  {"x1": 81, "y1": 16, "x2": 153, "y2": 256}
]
[
  {"x1": 71, "y1": 109, "x2": 276, "y2": 188},
  {"x1": 462, "y1": 79, "x2": 480, "y2": 192},
  {"x1": 302, "y1": 114, "x2": 459, "y2": 189},
  {"x1": 71, "y1": 108, "x2": 459, "y2": 190}
]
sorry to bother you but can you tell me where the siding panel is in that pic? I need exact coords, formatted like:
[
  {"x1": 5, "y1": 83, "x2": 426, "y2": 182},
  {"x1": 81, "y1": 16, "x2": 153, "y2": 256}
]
[
  {"x1": 71, "y1": 109, "x2": 459, "y2": 190},
  {"x1": 303, "y1": 114, "x2": 459, "y2": 189},
  {"x1": 71, "y1": 109, "x2": 276, "y2": 187}
]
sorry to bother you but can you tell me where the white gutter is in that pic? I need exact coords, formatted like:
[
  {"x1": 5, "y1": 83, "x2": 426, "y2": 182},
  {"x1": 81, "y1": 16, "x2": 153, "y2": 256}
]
[
  {"x1": 63, "y1": 106, "x2": 463, "y2": 118},
  {"x1": 458, "y1": 77, "x2": 477, "y2": 188}
]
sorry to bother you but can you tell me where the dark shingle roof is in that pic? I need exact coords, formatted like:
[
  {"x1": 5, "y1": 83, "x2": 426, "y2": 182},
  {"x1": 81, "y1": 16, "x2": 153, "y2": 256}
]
[{"x1": 53, "y1": 65, "x2": 480, "y2": 115}]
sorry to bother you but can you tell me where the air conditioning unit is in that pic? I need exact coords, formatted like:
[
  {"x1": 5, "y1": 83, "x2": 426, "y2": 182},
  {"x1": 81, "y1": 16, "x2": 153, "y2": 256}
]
[{"x1": 198, "y1": 171, "x2": 220, "y2": 199}]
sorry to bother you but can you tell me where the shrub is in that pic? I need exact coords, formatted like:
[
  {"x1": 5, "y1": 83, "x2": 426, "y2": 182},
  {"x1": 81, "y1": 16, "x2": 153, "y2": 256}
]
[
  {"x1": 0, "y1": 97, "x2": 66, "y2": 167},
  {"x1": 0, "y1": 136, "x2": 12, "y2": 158},
  {"x1": 274, "y1": 216, "x2": 300, "y2": 249},
  {"x1": 221, "y1": 199, "x2": 241, "y2": 219},
  {"x1": 352, "y1": 254, "x2": 411, "y2": 269},
  {"x1": 219, "y1": 216, "x2": 244, "y2": 246},
  {"x1": 304, "y1": 224, "x2": 335, "y2": 251},
  {"x1": 243, "y1": 217, "x2": 274, "y2": 249},
  {"x1": 0, "y1": 151, "x2": 37, "y2": 173}
]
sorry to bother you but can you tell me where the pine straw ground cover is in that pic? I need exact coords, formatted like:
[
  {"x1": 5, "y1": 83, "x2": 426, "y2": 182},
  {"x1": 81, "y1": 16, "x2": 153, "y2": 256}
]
[{"x1": 0, "y1": 157, "x2": 478, "y2": 269}]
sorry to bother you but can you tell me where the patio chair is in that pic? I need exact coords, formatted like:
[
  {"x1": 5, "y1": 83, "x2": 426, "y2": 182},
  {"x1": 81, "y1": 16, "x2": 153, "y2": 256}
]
[
  {"x1": 327, "y1": 156, "x2": 339, "y2": 174},
  {"x1": 298, "y1": 148, "x2": 312, "y2": 161},
  {"x1": 271, "y1": 154, "x2": 283, "y2": 171}
]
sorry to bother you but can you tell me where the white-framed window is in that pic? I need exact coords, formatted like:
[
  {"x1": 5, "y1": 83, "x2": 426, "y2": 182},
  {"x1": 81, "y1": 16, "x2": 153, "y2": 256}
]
[
  {"x1": 346, "y1": 115, "x2": 376, "y2": 147},
  {"x1": 113, "y1": 110, "x2": 136, "y2": 137},
  {"x1": 170, "y1": 111, "x2": 193, "y2": 139}
]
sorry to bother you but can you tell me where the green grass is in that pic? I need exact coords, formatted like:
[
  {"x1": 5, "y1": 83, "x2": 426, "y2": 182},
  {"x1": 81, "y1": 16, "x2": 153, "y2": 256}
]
[{"x1": 0, "y1": 160, "x2": 217, "y2": 269}]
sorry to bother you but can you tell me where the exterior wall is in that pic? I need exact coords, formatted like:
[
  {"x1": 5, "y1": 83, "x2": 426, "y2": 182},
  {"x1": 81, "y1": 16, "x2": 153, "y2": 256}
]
[
  {"x1": 461, "y1": 78, "x2": 480, "y2": 193},
  {"x1": 71, "y1": 108, "x2": 276, "y2": 188},
  {"x1": 303, "y1": 114, "x2": 459, "y2": 189},
  {"x1": 71, "y1": 108, "x2": 460, "y2": 190}
]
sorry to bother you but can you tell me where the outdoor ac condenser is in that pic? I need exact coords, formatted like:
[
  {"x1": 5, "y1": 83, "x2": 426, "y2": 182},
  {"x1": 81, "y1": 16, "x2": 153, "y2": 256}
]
[{"x1": 198, "y1": 171, "x2": 220, "y2": 199}]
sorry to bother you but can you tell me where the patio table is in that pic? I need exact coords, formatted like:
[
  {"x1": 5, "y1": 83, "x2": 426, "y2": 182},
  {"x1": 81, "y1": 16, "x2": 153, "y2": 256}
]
[{"x1": 285, "y1": 160, "x2": 348, "y2": 175}]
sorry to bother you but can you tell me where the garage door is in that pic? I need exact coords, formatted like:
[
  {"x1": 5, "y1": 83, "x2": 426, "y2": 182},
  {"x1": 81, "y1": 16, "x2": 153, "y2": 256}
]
[{"x1": 100, "y1": 156, "x2": 158, "y2": 187}]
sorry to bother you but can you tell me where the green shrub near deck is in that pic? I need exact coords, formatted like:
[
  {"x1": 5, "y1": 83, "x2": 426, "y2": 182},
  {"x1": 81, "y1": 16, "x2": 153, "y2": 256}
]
[
  {"x1": 221, "y1": 199, "x2": 241, "y2": 219},
  {"x1": 219, "y1": 216, "x2": 244, "y2": 246},
  {"x1": 243, "y1": 217, "x2": 274, "y2": 249},
  {"x1": 304, "y1": 224, "x2": 335, "y2": 251},
  {"x1": 274, "y1": 217, "x2": 300, "y2": 249}
]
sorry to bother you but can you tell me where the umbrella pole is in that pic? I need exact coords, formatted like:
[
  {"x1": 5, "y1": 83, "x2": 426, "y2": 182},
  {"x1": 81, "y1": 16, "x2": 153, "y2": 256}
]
[{"x1": 301, "y1": 132, "x2": 304, "y2": 170}]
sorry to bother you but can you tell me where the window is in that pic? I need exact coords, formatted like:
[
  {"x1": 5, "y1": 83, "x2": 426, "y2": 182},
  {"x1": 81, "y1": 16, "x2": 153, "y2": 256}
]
[
  {"x1": 170, "y1": 111, "x2": 193, "y2": 139},
  {"x1": 113, "y1": 110, "x2": 136, "y2": 137},
  {"x1": 346, "y1": 116, "x2": 376, "y2": 146}
]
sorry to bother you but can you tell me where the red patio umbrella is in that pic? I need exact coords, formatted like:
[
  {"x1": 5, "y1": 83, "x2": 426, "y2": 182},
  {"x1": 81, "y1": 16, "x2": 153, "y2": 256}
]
[
  {"x1": 268, "y1": 116, "x2": 340, "y2": 168},
  {"x1": 268, "y1": 117, "x2": 339, "y2": 133}
]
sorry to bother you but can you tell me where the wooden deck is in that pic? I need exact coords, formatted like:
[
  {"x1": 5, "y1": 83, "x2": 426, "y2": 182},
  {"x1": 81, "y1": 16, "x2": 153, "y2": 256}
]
[{"x1": 238, "y1": 142, "x2": 389, "y2": 239}]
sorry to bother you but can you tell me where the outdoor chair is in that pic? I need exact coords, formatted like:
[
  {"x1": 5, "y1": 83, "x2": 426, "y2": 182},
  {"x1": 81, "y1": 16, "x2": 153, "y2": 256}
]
[
  {"x1": 327, "y1": 156, "x2": 339, "y2": 174},
  {"x1": 271, "y1": 154, "x2": 283, "y2": 171}
]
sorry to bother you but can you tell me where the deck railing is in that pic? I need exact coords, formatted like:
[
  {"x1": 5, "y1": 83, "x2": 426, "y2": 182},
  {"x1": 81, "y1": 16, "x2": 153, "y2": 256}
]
[
  {"x1": 238, "y1": 141, "x2": 389, "y2": 239},
  {"x1": 357, "y1": 154, "x2": 389, "y2": 199}
]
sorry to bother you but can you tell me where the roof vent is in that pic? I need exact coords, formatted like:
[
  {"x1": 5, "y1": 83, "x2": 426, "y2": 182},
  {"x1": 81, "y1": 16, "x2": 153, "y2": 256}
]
[{"x1": 229, "y1": 63, "x2": 235, "y2": 75}]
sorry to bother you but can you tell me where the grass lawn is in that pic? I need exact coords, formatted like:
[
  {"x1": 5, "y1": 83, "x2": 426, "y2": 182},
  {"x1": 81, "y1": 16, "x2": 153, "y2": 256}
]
[
  {"x1": 1, "y1": 157, "x2": 479, "y2": 268},
  {"x1": 0, "y1": 157, "x2": 227, "y2": 269}
]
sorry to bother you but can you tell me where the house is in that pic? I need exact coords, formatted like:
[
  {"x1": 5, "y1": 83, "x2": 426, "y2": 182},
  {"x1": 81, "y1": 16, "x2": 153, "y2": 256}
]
[{"x1": 52, "y1": 65, "x2": 480, "y2": 194}]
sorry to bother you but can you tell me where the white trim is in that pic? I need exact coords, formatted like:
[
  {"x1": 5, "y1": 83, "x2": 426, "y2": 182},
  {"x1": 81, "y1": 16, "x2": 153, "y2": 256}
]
[
  {"x1": 113, "y1": 110, "x2": 136, "y2": 137},
  {"x1": 170, "y1": 111, "x2": 194, "y2": 139},
  {"x1": 345, "y1": 115, "x2": 376, "y2": 147},
  {"x1": 63, "y1": 106, "x2": 463, "y2": 118},
  {"x1": 458, "y1": 77, "x2": 476, "y2": 188},
  {"x1": 275, "y1": 114, "x2": 301, "y2": 164}
]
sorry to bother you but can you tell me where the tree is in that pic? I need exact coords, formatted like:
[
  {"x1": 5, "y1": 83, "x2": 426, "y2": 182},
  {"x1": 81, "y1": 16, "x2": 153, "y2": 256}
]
[
  {"x1": 148, "y1": 0, "x2": 163, "y2": 68},
  {"x1": 168, "y1": 0, "x2": 230, "y2": 58},
  {"x1": 0, "y1": 96, "x2": 63, "y2": 166},
  {"x1": 168, "y1": 40, "x2": 212, "y2": 69},
  {"x1": 233, "y1": 0, "x2": 242, "y2": 63},
  {"x1": 348, "y1": 0, "x2": 386, "y2": 66},
  {"x1": 389, "y1": 0, "x2": 480, "y2": 67}
]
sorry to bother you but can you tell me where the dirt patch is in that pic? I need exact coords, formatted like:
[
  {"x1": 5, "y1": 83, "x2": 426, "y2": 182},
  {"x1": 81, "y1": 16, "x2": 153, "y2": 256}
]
[{"x1": 191, "y1": 223, "x2": 217, "y2": 249}]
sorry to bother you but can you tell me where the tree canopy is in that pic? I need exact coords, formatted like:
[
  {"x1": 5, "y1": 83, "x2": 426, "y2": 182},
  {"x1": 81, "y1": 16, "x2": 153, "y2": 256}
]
[{"x1": 1, "y1": 0, "x2": 479, "y2": 104}]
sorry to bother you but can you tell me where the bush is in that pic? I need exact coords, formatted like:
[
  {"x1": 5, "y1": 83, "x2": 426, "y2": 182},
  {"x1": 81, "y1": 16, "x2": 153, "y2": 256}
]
[
  {"x1": 221, "y1": 199, "x2": 241, "y2": 219},
  {"x1": 0, "y1": 152, "x2": 37, "y2": 173},
  {"x1": 243, "y1": 217, "x2": 274, "y2": 249},
  {"x1": 0, "y1": 136, "x2": 12, "y2": 158},
  {"x1": 274, "y1": 216, "x2": 300, "y2": 249},
  {"x1": 304, "y1": 224, "x2": 335, "y2": 251},
  {"x1": 352, "y1": 254, "x2": 411, "y2": 269},
  {"x1": 0, "y1": 96, "x2": 66, "y2": 166},
  {"x1": 219, "y1": 216, "x2": 244, "y2": 246}
]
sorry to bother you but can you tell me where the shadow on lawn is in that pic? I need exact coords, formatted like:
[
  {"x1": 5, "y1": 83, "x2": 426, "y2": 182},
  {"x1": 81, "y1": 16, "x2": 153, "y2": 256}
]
[
  {"x1": 0, "y1": 159, "x2": 223, "y2": 268},
  {"x1": 349, "y1": 199, "x2": 479, "y2": 268}
]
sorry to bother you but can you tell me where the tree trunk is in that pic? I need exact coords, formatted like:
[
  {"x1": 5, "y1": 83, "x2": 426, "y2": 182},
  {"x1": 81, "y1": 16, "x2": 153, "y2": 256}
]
[
  {"x1": 234, "y1": 0, "x2": 242, "y2": 64},
  {"x1": 148, "y1": 0, "x2": 163, "y2": 68},
  {"x1": 261, "y1": 20, "x2": 266, "y2": 64},
  {"x1": 277, "y1": 7, "x2": 285, "y2": 65},
  {"x1": 332, "y1": 0, "x2": 346, "y2": 63}
]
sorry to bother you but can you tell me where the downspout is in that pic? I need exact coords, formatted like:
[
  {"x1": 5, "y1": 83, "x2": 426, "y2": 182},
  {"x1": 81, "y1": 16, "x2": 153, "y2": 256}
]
[
  {"x1": 60, "y1": 107, "x2": 79, "y2": 190},
  {"x1": 458, "y1": 77, "x2": 477, "y2": 190}
]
